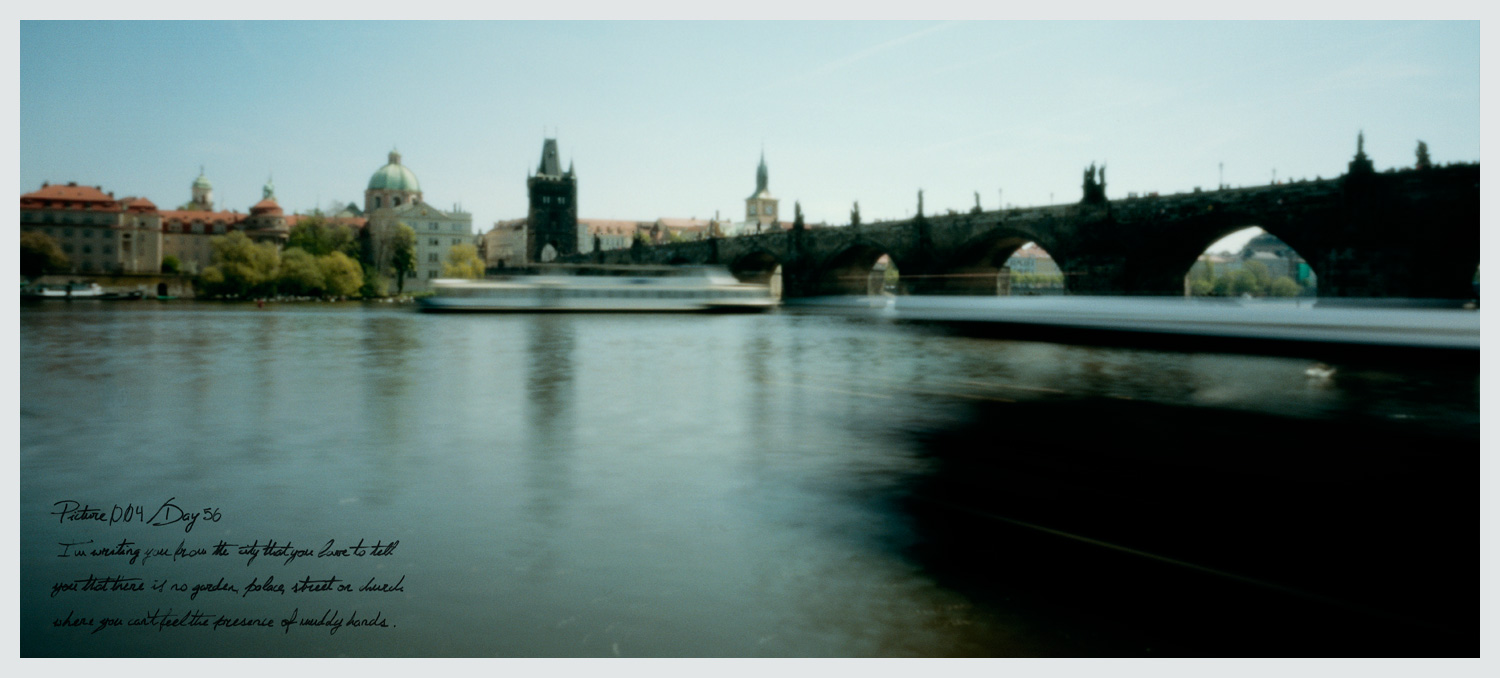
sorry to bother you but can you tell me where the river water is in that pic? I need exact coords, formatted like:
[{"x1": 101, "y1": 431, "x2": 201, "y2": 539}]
[{"x1": 18, "y1": 301, "x2": 1478, "y2": 657}]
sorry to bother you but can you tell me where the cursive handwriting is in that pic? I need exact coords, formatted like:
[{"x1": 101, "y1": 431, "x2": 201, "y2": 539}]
[{"x1": 51, "y1": 498, "x2": 222, "y2": 533}]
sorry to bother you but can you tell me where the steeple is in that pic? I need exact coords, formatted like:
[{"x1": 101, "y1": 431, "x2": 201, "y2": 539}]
[{"x1": 756, "y1": 150, "x2": 769, "y2": 194}]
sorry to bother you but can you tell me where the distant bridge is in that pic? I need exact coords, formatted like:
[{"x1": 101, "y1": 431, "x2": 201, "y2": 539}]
[{"x1": 560, "y1": 153, "x2": 1479, "y2": 299}]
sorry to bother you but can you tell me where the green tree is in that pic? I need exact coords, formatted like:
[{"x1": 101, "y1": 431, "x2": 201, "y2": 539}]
[
  {"x1": 1243, "y1": 259, "x2": 1272, "y2": 293},
  {"x1": 1268, "y1": 277, "x2": 1301, "y2": 297},
  {"x1": 21, "y1": 231, "x2": 70, "y2": 279},
  {"x1": 318, "y1": 251, "x2": 364, "y2": 298},
  {"x1": 442, "y1": 243, "x2": 485, "y2": 279},
  {"x1": 288, "y1": 215, "x2": 358, "y2": 258},
  {"x1": 359, "y1": 262, "x2": 387, "y2": 298},
  {"x1": 278, "y1": 247, "x2": 325, "y2": 296},
  {"x1": 161, "y1": 254, "x2": 182, "y2": 275},
  {"x1": 390, "y1": 223, "x2": 417, "y2": 294},
  {"x1": 1189, "y1": 277, "x2": 1214, "y2": 297},
  {"x1": 198, "y1": 231, "x2": 280, "y2": 299},
  {"x1": 850, "y1": 201, "x2": 861, "y2": 228}
]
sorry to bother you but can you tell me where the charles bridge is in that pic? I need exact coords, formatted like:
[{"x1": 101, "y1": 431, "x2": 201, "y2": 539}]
[{"x1": 559, "y1": 145, "x2": 1479, "y2": 299}]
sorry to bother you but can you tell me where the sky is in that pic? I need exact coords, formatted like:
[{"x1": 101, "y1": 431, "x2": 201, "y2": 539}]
[{"x1": 18, "y1": 20, "x2": 1480, "y2": 255}]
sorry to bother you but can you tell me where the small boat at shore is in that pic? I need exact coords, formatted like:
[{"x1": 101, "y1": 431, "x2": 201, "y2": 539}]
[
  {"x1": 22, "y1": 282, "x2": 105, "y2": 299},
  {"x1": 418, "y1": 265, "x2": 776, "y2": 313}
]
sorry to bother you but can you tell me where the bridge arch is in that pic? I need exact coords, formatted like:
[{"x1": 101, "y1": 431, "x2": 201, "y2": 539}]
[
  {"x1": 1181, "y1": 226, "x2": 1317, "y2": 298},
  {"x1": 812, "y1": 241, "x2": 902, "y2": 296},
  {"x1": 728, "y1": 249, "x2": 783, "y2": 298},
  {"x1": 929, "y1": 229, "x2": 1066, "y2": 295}
]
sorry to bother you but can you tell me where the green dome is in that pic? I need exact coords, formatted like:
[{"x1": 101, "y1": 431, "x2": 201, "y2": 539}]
[
  {"x1": 193, "y1": 173, "x2": 212, "y2": 189},
  {"x1": 367, "y1": 150, "x2": 421, "y2": 192}
]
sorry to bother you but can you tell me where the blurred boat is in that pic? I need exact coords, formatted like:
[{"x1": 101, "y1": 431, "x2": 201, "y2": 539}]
[{"x1": 418, "y1": 265, "x2": 775, "y2": 313}]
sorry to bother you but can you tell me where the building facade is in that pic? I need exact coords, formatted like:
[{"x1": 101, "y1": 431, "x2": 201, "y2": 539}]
[{"x1": 20, "y1": 182, "x2": 164, "y2": 275}]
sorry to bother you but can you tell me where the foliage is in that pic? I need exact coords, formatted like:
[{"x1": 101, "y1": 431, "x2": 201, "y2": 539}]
[
  {"x1": 850, "y1": 201, "x2": 861, "y2": 228},
  {"x1": 442, "y1": 243, "x2": 485, "y2": 279},
  {"x1": 21, "y1": 231, "x2": 70, "y2": 279},
  {"x1": 161, "y1": 254, "x2": 182, "y2": 275},
  {"x1": 197, "y1": 231, "x2": 280, "y2": 299},
  {"x1": 1010, "y1": 272, "x2": 1065, "y2": 288},
  {"x1": 1187, "y1": 257, "x2": 1309, "y2": 298},
  {"x1": 359, "y1": 262, "x2": 388, "y2": 298},
  {"x1": 318, "y1": 251, "x2": 364, "y2": 297},
  {"x1": 1416, "y1": 141, "x2": 1432, "y2": 170},
  {"x1": 390, "y1": 223, "x2": 417, "y2": 294},
  {"x1": 277, "y1": 247, "x2": 325, "y2": 296},
  {"x1": 1268, "y1": 277, "x2": 1301, "y2": 297},
  {"x1": 288, "y1": 215, "x2": 359, "y2": 258}
]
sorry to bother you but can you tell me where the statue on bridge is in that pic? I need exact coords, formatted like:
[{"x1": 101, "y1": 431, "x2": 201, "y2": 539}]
[{"x1": 1082, "y1": 162, "x2": 1108, "y2": 204}]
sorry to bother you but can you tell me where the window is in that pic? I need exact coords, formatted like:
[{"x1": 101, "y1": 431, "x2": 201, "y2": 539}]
[
  {"x1": 83, "y1": 229, "x2": 93, "y2": 238},
  {"x1": 427, "y1": 270, "x2": 438, "y2": 279},
  {"x1": 63, "y1": 244, "x2": 74, "y2": 253},
  {"x1": 393, "y1": 197, "x2": 402, "y2": 206},
  {"x1": 64, "y1": 228, "x2": 74, "y2": 237},
  {"x1": 102, "y1": 245, "x2": 112, "y2": 254},
  {"x1": 428, "y1": 253, "x2": 438, "y2": 262},
  {"x1": 559, "y1": 197, "x2": 566, "y2": 205},
  {"x1": 543, "y1": 196, "x2": 551, "y2": 205},
  {"x1": 192, "y1": 223, "x2": 204, "y2": 234},
  {"x1": 214, "y1": 224, "x2": 225, "y2": 234},
  {"x1": 453, "y1": 238, "x2": 462, "y2": 245},
  {"x1": 748, "y1": 205, "x2": 757, "y2": 216},
  {"x1": 430, "y1": 238, "x2": 438, "y2": 246},
  {"x1": 430, "y1": 223, "x2": 437, "y2": 230},
  {"x1": 374, "y1": 197, "x2": 382, "y2": 209},
  {"x1": 82, "y1": 245, "x2": 92, "y2": 254}
]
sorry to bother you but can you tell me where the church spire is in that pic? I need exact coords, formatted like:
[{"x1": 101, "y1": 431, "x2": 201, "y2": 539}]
[{"x1": 756, "y1": 150, "x2": 769, "y2": 194}]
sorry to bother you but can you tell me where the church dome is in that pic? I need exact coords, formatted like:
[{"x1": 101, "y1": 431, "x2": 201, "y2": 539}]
[
  {"x1": 193, "y1": 173, "x2": 212, "y2": 190},
  {"x1": 250, "y1": 198, "x2": 283, "y2": 216},
  {"x1": 368, "y1": 149, "x2": 421, "y2": 193}
]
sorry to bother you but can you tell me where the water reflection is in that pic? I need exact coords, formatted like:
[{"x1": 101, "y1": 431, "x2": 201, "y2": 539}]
[{"x1": 18, "y1": 303, "x2": 1476, "y2": 657}]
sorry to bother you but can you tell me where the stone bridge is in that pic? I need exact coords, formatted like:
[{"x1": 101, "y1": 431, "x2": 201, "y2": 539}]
[{"x1": 559, "y1": 155, "x2": 1479, "y2": 299}]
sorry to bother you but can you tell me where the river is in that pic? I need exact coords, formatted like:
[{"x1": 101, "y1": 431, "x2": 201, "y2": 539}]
[{"x1": 19, "y1": 301, "x2": 1477, "y2": 657}]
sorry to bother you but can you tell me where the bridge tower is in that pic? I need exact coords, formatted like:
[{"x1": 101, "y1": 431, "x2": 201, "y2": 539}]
[{"x1": 527, "y1": 138, "x2": 578, "y2": 263}]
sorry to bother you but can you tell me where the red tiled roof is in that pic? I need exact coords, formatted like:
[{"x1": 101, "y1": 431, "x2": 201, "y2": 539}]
[
  {"x1": 20, "y1": 182, "x2": 122, "y2": 211},
  {"x1": 250, "y1": 198, "x2": 283, "y2": 215},
  {"x1": 121, "y1": 197, "x2": 158, "y2": 212}
]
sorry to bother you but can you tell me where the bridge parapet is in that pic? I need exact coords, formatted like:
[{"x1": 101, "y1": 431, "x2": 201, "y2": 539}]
[{"x1": 557, "y1": 163, "x2": 1477, "y2": 299}]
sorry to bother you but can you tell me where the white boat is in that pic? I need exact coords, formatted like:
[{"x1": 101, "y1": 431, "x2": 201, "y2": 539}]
[
  {"x1": 22, "y1": 282, "x2": 105, "y2": 299},
  {"x1": 417, "y1": 265, "x2": 776, "y2": 313}
]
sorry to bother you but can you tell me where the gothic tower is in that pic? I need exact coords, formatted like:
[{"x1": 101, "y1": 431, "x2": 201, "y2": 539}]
[
  {"x1": 745, "y1": 151, "x2": 778, "y2": 232},
  {"x1": 526, "y1": 138, "x2": 578, "y2": 263}
]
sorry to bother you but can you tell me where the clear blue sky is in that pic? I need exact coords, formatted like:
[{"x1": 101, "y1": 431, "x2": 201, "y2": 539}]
[{"x1": 20, "y1": 21, "x2": 1480, "y2": 245}]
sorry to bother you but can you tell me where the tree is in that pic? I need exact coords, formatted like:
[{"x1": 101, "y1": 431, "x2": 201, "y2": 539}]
[
  {"x1": 1416, "y1": 141, "x2": 1432, "y2": 170},
  {"x1": 198, "y1": 231, "x2": 280, "y2": 298},
  {"x1": 971, "y1": 191, "x2": 982, "y2": 215},
  {"x1": 278, "y1": 247, "x2": 325, "y2": 296},
  {"x1": 850, "y1": 201, "x2": 861, "y2": 228},
  {"x1": 390, "y1": 223, "x2": 417, "y2": 294},
  {"x1": 288, "y1": 215, "x2": 357, "y2": 258},
  {"x1": 359, "y1": 262, "x2": 387, "y2": 298},
  {"x1": 442, "y1": 243, "x2": 485, "y2": 279},
  {"x1": 319, "y1": 251, "x2": 364, "y2": 297},
  {"x1": 1268, "y1": 277, "x2": 1301, "y2": 297},
  {"x1": 161, "y1": 254, "x2": 182, "y2": 275},
  {"x1": 21, "y1": 231, "x2": 70, "y2": 279},
  {"x1": 1243, "y1": 259, "x2": 1272, "y2": 293}
]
